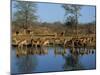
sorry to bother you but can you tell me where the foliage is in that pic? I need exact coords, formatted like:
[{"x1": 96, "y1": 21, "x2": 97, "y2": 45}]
[
  {"x1": 13, "y1": 1, "x2": 37, "y2": 28},
  {"x1": 62, "y1": 4, "x2": 82, "y2": 26}
]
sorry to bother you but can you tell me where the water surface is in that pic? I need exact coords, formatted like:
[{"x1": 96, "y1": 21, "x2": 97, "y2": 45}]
[{"x1": 11, "y1": 46, "x2": 96, "y2": 74}]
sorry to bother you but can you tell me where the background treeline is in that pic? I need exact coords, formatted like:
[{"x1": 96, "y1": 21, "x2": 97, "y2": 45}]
[{"x1": 12, "y1": 21, "x2": 96, "y2": 36}]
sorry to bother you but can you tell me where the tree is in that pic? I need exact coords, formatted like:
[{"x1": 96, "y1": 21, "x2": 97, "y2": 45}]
[
  {"x1": 13, "y1": 1, "x2": 37, "y2": 29},
  {"x1": 62, "y1": 4, "x2": 82, "y2": 37},
  {"x1": 65, "y1": 16, "x2": 76, "y2": 27}
]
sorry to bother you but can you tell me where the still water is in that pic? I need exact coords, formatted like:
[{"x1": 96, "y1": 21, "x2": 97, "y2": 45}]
[{"x1": 11, "y1": 46, "x2": 96, "y2": 74}]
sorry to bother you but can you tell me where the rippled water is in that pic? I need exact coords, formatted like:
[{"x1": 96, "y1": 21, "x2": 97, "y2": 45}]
[{"x1": 11, "y1": 46, "x2": 96, "y2": 74}]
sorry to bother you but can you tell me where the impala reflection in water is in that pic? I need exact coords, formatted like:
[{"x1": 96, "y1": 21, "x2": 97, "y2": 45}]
[{"x1": 11, "y1": 46, "x2": 96, "y2": 74}]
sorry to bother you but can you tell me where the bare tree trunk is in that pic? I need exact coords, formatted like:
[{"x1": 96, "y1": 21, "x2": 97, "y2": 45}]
[
  {"x1": 75, "y1": 11, "x2": 78, "y2": 38},
  {"x1": 23, "y1": 10, "x2": 28, "y2": 29}
]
